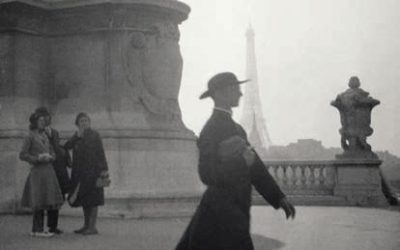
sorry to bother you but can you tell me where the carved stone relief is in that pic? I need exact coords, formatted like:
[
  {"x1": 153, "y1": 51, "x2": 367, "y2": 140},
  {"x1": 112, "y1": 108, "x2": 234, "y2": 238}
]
[{"x1": 120, "y1": 22, "x2": 183, "y2": 121}]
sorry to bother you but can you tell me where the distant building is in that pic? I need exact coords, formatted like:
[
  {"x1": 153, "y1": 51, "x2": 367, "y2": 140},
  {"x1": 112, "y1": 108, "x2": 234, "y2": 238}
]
[{"x1": 266, "y1": 139, "x2": 339, "y2": 160}]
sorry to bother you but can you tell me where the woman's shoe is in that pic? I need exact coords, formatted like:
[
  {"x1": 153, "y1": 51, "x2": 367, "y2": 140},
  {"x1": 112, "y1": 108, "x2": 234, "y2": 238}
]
[
  {"x1": 82, "y1": 207, "x2": 98, "y2": 236},
  {"x1": 31, "y1": 231, "x2": 55, "y2": 237},
  {"x1": 82, "y1": 228, "x2": 98, "y2": 235},
  {"x1": 73, "y1": 227, "x2": 87, "y2": 234}
]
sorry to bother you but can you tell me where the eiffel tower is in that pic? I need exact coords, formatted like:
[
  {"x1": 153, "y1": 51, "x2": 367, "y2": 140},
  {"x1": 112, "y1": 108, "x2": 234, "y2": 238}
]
[{"x1": 240, "y1": 25, "x2": 272, "y2": 158}]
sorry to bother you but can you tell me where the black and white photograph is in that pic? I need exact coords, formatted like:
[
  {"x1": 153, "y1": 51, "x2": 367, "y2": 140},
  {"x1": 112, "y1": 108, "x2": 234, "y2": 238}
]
[{"x1": 0, "y1": 0, "x2": 399, "y2": 249}]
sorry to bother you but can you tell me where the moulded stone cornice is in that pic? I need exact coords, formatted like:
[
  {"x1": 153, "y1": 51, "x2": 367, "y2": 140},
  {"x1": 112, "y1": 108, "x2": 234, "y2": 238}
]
[
  {"x1": 0, "y1": 0, "x2": 190, "y2": 13},
  {"x1": 0, "y1": 0, "x2": 190, "y2": 23},
  {"x1": 0, "y1": 0, "x2": 190, "y2": 36}
]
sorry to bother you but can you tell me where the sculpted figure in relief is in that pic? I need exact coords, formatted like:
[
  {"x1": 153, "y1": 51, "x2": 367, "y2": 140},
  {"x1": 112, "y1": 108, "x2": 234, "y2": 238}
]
[{"x1": 121, "y1": 22, "x2": 183, "y2": 122}]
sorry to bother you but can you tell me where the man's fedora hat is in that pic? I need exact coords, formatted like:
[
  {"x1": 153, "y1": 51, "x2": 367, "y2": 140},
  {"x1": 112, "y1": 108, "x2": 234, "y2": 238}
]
[{"x1": 199, "y1": 72, "x2": 249, "y2": 99}]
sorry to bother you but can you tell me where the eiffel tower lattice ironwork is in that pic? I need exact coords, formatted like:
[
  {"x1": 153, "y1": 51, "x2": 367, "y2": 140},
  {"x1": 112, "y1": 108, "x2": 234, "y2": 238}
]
[{"x1": 240, "y1": 25, "x2": 272, "y2": 157}]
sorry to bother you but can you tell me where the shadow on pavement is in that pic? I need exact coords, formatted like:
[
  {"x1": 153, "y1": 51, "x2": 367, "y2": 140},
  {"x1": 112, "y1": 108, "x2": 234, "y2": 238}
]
[{"x1": 252, "y1": 234, "x2": 285, "y2": 249}]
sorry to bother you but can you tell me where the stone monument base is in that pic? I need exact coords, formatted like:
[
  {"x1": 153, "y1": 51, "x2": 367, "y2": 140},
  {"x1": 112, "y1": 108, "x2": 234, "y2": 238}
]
[
  {"x1": 333, "y1": 159, "x2": 388, "y2": 206},
  {"x1": 0, "y1": 129, "x2": 204, "y2": 218},
  {"x1": 0, "y1": 0, "x2": 205, "y2": 218}
]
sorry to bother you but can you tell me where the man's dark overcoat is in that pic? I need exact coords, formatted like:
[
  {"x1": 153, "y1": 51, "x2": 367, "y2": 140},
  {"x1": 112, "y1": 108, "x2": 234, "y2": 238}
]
[
  {"x1": 46, "y1": 128, "x2": 71, "y2": 196},
  {"x1": 175, "y1": 109, "x2": 285, "y2": 250},
  {"x1": 64, "y1": 128, "x2": 108, "y2": 207}
]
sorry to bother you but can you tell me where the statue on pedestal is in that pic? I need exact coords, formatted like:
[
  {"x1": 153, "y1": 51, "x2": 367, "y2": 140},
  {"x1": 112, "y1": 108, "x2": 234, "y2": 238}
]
[
  {"x1": 331, "y1": 76, "x2": 380, "y2": 159},
  {"x1": 0, "y1": 0, "x2": 201, "y2": 218}
]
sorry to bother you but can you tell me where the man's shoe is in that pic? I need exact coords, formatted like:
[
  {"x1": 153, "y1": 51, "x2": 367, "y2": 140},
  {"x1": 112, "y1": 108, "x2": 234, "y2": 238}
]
[{"x1": 49, "y1": 228, "x2": 63, "y2": 234}]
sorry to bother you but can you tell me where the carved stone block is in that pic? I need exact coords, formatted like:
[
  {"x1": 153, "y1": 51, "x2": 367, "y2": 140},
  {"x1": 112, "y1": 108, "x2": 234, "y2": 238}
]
[{"x1": 333, "y1": 159, "x2": 388, "y2": 206}]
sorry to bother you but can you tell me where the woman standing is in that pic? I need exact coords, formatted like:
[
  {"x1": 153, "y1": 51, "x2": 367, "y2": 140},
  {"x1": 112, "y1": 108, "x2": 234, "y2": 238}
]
[
  {"x1": 65, "y1": 112, "x2": 109, "y2": 235},
  {"x1": 20, "y1": 112, "x2": 64, "y2": 237},
  {"x1": 34, "y1": 107, "x2": 71, "y2": 234}
]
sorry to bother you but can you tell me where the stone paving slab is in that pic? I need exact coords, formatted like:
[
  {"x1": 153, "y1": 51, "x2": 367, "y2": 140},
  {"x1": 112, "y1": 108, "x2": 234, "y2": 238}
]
[
  {"x1": 251, "y1": 206, "x2": 400, "y2": 250},
  {"x1": 0, "y1": 206, "x2": 399, "y2": 250}
]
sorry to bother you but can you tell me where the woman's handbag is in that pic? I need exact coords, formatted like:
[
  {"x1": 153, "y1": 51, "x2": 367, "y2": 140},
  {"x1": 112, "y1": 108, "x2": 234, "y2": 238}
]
[{"x1": 96, "y1": 171, "x2": 111, "y2": 188}]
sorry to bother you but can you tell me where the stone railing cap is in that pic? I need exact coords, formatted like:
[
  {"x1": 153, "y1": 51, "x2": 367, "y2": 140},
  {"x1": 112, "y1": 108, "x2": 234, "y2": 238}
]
[{"x1": 264, "y1": 159, "x2": 382, "y2": 166}]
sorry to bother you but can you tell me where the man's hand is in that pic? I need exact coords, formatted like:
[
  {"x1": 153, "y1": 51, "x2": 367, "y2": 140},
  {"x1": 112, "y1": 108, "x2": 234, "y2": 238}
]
[
  {"x1": 279, "y1": 197, "x2": 296, "y2": 220},
  {"x1": 242, "y1": 147, "x2": 256, "y2": 166}
]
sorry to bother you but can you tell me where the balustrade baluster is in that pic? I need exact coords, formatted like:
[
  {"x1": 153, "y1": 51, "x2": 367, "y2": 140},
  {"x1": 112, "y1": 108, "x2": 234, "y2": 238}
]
[
  {"x1": 267, "y1": 165, "x2": 272, "y2": 176},
  {"x1": 300, "y1": 165, "x2": 307, "y2": 188},
  {"x1": 291, "y1": 165, "x2": 298, "y2": 187},
  {"x1": 319, "y1": 166, "x2": 326, "y2": 186},
  {"x1": 282, "y1": 165, "x2": 288, "y2": 187},
  {"x1": 269, "y1": 165, "x2": 276, "y2": 177},
  {"x1": 274, "y1": 165, "x2": 282, "y2": 182},
  {"x1": 309, "y1": 166, "x2": 316, "y2": 186}
]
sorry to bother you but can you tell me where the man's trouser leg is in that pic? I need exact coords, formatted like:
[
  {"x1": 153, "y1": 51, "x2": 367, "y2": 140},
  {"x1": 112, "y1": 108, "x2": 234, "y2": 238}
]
[{"x1": 47, "y1": 209, "x2": 59, "y2": 231}]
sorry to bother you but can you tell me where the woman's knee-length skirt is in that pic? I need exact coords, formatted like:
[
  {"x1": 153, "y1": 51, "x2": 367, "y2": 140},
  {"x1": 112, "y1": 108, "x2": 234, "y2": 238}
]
[{"x1": 21, "y1": 164, "x2": 64, "y2": 210}]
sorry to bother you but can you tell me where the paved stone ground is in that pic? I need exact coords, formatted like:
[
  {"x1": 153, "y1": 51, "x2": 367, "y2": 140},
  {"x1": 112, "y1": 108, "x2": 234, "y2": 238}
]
[{"x1": 0, "y1": 206, "x2": 399, "y2": 250}]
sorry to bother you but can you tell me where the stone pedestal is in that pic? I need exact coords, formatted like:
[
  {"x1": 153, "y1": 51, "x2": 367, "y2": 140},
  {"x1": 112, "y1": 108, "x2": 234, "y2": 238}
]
[
  {"x1": 0, "y1": 0, "x2": 203, "y2": 217},
  {"x1": 333, "y1": 159, "x2": 388, "y2": 206},
  {"x1": 331, "y1": 78, "x2": 387, "y2": 206}
]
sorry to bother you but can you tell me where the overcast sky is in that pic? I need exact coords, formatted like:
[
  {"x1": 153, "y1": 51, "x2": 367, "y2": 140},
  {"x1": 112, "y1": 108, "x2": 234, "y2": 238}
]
[{"x1": 178, "y1": 0, "x2": 400, "y2": 156}]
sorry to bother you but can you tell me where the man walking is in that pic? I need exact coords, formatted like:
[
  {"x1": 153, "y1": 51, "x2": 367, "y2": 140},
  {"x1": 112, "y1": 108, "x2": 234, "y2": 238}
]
[{"x1": 175, "y1": 72, "x2": 295, "y2": 250}]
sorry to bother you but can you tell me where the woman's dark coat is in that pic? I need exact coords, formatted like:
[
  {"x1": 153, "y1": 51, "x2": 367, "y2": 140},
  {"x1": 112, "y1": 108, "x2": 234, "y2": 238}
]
[
  {"x1": 175, "y1": 110, "x2": 285, "y2": 250},
  {"x1": 46, "y1": 127, "x2": 71, "y2": 196},
  {"x1": 64, "y1": 128, "x2": 108, "y2": 207}
]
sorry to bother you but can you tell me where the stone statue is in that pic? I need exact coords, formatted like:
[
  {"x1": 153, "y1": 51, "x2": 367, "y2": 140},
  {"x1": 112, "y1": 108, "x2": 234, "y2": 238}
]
[{"x1": 331, "y1": 76, "x2": 380, "y2": 158}]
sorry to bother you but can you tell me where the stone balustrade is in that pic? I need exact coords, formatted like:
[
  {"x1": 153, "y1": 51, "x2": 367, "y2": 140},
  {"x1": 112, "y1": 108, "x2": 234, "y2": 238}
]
[
  {"x1": 256, "y1": 159, "x2": 388, "y2": 206},
  {"x1": 264, "y1": 161, "x2": 336, "y2": 196}
]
